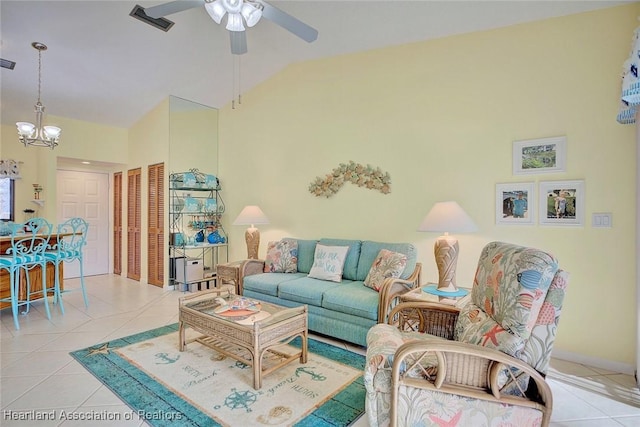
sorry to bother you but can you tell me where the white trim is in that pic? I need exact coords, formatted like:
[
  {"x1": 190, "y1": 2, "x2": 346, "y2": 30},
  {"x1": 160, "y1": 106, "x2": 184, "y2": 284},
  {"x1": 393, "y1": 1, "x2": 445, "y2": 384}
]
[
  {"x1": 636, "y1": 109, "x2": 640, "y2": 387},
  {"x1": 552, "y1": 349, "x2": 635, "y2": 376}
]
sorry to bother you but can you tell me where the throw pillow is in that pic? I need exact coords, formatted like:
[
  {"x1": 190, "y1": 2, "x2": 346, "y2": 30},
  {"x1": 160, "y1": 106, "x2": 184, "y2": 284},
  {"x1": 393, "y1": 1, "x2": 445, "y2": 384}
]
[
  {"x1": 364, "y1": 249, "x2": 408, "y2": 291},
  {"x1": 307, "y1": 244, "x2": 350, "y2": 282},
  {"x1": 264, "y1": 239, "x2": 298, "y2": 273}
]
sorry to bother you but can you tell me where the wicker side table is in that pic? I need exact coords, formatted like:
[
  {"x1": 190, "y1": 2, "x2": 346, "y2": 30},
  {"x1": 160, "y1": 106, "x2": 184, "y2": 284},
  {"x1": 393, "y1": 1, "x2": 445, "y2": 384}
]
[
  {"x1": 216, "y1": 261, "x2": 243, "y2": 294},
  {"x1": 392, "y1": 285, "x2": 471, "y2": 339}
]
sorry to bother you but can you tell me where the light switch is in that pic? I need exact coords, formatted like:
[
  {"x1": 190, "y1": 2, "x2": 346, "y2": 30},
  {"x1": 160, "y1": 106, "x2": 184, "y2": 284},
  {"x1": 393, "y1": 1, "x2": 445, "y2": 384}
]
[{"x1": 592, "y1": 213, "x2": 612, "y2": 228}]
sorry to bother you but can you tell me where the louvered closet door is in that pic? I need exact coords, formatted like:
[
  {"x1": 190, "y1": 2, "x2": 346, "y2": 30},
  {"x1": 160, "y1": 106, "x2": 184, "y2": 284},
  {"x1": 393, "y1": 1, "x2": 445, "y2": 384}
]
[
  {"x1": 113, "y1": 172, "x2": 122, "y2": 275},
  {"x1": 127, "y1": 168, "x2": 141, "y2": 281},
  {"x1": 147, "y1": 163, "x2": 164, "y2": 287}
]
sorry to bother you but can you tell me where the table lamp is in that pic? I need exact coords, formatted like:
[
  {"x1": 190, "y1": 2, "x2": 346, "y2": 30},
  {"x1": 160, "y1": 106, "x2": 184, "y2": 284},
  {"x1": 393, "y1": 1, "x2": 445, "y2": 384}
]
[
  {"x1": 417, "y1": 201, "x2": 478, "y2": 296},
  {"x1": 232, "y1": 205, "x2": 269, "y2": 259}
]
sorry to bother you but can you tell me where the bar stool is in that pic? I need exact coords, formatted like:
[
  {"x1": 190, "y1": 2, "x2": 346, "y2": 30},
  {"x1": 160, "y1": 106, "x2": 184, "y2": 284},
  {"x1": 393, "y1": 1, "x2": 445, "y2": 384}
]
[
  {"x1": 0, "y1": 218, "x2": 54, "y2": 330},
  {"x1": 45, "y1": 217, "x2": 89, "y2": 308}
]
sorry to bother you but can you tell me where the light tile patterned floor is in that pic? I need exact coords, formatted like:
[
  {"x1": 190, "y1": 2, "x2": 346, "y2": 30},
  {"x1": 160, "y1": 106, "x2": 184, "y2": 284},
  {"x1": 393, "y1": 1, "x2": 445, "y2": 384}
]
[{"x1": 1, "y1": 274, "x2": 639, "y2": 426}]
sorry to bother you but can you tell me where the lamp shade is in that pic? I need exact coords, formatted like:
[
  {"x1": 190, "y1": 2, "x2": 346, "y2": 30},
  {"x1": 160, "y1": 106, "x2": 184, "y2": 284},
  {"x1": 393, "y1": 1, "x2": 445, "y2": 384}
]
[
  {"x1": 417, "y1": 201, "x2": 478, "y2": 233},
  {"x1": 232, "y1": 205, "x2": 270, "y2": 226}
]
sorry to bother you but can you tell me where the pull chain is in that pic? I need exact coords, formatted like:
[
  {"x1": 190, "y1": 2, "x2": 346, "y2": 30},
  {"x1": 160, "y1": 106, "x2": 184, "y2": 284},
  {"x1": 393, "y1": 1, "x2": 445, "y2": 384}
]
[{"x1": 231, "y1": 54, "x2": 242, "y2": 109}]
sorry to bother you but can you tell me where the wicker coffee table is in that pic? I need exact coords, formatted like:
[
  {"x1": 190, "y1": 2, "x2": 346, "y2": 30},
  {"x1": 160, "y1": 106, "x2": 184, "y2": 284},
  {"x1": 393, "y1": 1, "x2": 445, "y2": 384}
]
[{"x1": 178, "y1": 289, "x2": 308, "y2": 389}]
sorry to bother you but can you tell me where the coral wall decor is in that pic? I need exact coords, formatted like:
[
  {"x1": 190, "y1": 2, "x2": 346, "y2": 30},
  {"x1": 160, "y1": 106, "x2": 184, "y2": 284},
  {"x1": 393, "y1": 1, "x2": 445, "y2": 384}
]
[{"x1": 309, "y1": 161, "x2": 391, "y2": 198}]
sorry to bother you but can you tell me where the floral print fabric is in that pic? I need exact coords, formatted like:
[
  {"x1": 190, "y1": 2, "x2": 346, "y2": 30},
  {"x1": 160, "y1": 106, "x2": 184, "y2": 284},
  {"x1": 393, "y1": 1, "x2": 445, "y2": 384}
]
[
  {"x1": 364, "y1": 249, "x2": 408, "y2": 291},
  {"x1": 364, "y1": 242, "x2": 568, "y2": 426},
  {"x1": 263, "y1": 239, "x2": 298, "y2": 273}
]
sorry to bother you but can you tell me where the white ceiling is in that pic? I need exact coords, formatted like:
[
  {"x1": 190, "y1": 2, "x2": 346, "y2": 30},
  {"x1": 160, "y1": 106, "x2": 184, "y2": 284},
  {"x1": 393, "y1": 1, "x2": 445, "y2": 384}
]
[{"x1": 1, "y1": 0, "x2": 632, "y2": 129}]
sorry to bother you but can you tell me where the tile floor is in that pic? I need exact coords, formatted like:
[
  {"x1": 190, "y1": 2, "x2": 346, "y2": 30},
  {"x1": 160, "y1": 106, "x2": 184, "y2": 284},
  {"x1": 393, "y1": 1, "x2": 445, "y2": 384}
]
[{"x1": 1, "y1": 274, "x2": 639, "y2": 426}]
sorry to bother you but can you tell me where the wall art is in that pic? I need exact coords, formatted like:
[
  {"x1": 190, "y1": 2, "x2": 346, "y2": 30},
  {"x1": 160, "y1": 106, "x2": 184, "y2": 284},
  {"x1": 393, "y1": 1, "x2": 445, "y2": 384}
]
[
  {"x1": 308, "y1": 161, "x2": 391, "y2": 198},
  {"x1": 495, "y1": 182, "x2": 535, "y2": 225},
  {"x1": 513, "y1": 136, "x2": 567, "y2": 175},
  {"x1": 538, "y1": 180, "x2": 585, "y2": 227}
]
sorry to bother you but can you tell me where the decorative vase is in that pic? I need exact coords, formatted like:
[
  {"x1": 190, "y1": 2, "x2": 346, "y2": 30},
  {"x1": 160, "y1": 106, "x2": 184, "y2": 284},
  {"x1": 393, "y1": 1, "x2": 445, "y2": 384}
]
[
  {"x1": 195, "y1": 230, "x2": 205, "y2": 243},
  {"x1": 207, "y1": 230, "x2": 221, "y2": 244}
]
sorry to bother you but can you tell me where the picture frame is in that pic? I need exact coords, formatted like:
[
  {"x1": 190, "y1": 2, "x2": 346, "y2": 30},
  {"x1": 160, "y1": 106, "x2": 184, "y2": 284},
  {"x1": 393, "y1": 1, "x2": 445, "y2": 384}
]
[
  {"x1": 538, "y1": 180, "x2": 585, "y2": 226},
  {"x1": 495, "y1": 182, "x2": 535, "y2": 225},
  {"x1": 513, "y1": 136, "x2": 567, "y2": 175}
]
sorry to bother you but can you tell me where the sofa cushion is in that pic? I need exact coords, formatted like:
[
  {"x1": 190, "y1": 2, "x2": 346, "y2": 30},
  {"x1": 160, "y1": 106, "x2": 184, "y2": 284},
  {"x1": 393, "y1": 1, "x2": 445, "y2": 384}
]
[
  {"x1": 455, "y1": 302, "x2": 526, "y2": 359},
  {"x1": 364, "y1": 249, "x2": 408, "y2": 291},
  {"x1": 242, "y1": 272, "x2": 305, "y2": 297},
  {"x1": 319, "y1": 238, "x2": 362, "y2": 280},
  {"x1": 322, "y1": 281, "x2": 380, "y2": 321},
  {"x1": 278, "y1": 276, "x2": 345, "y2": 306},
  {"x1": 264, "y1": 239, "x2": 298, "y2": 273},
  {"x1": 357, "y1": 241, "x2": 417, "y2": 281},
  {"x1": 308, "y1": 244, "x2": 350, "y2": 282},
  {"x1": 295, "y1": 239, "x2": 318, "y2": 274}
]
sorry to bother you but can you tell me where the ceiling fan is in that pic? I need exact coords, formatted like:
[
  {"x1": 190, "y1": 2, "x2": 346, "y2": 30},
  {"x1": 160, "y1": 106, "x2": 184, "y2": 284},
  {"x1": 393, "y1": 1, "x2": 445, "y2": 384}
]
[{"x1": 137, "y1": 0, "x2": 318, "y2": 55}]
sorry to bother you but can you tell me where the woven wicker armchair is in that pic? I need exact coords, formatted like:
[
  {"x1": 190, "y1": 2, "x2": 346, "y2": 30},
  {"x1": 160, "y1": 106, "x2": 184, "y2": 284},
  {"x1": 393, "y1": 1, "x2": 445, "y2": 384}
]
[{"x1": 364, "y1": 241, "x2": 569, "y2": 427}]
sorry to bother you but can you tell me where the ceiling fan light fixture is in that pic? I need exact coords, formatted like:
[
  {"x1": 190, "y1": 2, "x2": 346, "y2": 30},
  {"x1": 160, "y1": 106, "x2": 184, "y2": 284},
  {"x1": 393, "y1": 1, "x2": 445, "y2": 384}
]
[
  {"x1": 226, "y1": 13, "x2": 245, "y2": 31},
  {"x1": 223, "y1": 0, "x2": 243, "y2": 14},
  {"x1": 205, "y1": 0, "x2": 226, "y2": 24},
  {"x1": 241, "y1": 3, "x2": 262, "y2": 27}
]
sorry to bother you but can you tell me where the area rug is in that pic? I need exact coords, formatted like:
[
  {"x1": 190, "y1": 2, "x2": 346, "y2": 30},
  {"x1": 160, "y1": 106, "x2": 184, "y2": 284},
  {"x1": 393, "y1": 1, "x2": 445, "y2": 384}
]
[{"x1": 70, "y1": 324, "x2": 365, "y2": 426}]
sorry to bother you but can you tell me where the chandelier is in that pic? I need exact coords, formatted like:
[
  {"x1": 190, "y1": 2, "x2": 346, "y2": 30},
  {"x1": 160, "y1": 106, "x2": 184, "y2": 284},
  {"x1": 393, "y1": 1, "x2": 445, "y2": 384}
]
[
  {"x1": 16, "y1": 42, "x2": 61, "y2": 149},
  {"x1": 205, "y1": 0, "x2": 263, "y2": 31}
]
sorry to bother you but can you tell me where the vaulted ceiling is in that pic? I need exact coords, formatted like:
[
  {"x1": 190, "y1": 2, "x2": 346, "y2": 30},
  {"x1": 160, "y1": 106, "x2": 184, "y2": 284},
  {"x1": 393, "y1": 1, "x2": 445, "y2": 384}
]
[{"x1": 1, "y1": 1, "x2": 632, "y2": 129}]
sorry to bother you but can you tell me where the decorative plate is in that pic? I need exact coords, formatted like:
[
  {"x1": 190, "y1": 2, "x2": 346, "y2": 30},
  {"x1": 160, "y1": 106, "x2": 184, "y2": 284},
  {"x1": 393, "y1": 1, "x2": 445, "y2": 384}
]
[
  {"x1": 205, "y1": 174, "x2": 218, "y2": 189},
  {"x1": 204, "y1": 198, "x2": 217, "y2": 213},
  {"x1": 183, "y1": 172, "x2": 197, "y2": 188},
  {"x1": 183, "y1": 197, "x2": 201, "y2": 213}
]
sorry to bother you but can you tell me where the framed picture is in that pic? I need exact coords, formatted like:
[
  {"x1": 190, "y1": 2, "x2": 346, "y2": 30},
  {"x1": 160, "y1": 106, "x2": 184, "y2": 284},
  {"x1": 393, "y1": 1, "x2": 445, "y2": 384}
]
[
  {"x1": 513, "y1": 136, "x2": 567, "y2": 175},
  {"x1": 495, "y1": 182, "x2": 535, "y2": 225},
  {"x1": 538, "y1": 180, "x2": 585, "y2": 226}
]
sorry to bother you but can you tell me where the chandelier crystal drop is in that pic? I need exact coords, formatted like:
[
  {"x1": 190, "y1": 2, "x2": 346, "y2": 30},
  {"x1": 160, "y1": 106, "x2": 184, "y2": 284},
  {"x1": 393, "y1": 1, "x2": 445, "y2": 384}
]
[{"x1": 16, "y1": 42, "x2": 61, "y2": 149}]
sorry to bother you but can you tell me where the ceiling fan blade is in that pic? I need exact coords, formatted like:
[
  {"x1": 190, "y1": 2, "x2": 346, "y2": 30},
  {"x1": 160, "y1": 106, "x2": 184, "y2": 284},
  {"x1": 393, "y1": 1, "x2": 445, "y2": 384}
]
[
  {"x1": 260, "y1": 1, "x2": 318, "y2": 43},
  {"x1": 145, "y1": 0, "x2": 205, "y2": 19},
  {"x1": 230, "y1": 31, "x2": 248, "y2": 55}
]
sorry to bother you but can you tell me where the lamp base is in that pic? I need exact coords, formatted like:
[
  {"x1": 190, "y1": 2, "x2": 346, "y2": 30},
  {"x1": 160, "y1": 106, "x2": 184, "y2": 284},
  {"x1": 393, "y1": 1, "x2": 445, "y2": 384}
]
[
  {"x1": 434, "y1": 234, "x2": 460, "y2": 291},
  {"x1": 245, "y1": 227, "x2": 260, "y2": 259}
]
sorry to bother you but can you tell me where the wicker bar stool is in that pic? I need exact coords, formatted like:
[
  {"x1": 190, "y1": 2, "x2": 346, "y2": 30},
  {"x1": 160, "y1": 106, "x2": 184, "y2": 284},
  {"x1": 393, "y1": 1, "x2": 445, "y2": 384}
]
[{"x1": 0, "y1": 218, "x2": 54, "y2": 330}]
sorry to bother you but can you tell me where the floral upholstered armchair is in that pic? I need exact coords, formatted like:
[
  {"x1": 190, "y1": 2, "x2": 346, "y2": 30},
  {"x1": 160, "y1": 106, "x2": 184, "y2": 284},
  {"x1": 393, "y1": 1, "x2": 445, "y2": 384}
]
[{"x1": 364, "y1": 241, "x2": 569, "y2": 427}]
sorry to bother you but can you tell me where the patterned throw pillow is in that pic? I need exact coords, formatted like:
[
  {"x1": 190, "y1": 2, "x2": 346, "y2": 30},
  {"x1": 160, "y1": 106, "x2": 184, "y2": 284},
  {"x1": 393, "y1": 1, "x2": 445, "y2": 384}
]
[
  {"x1": 264, "y1": 239, "x2": 298, "y2": 273},
  {"x1": 307, "y1": 244, "x2": 350, "y2": 282},
  {"x1": 364, "y1": 249, "x2": 408, "y2": 291}
]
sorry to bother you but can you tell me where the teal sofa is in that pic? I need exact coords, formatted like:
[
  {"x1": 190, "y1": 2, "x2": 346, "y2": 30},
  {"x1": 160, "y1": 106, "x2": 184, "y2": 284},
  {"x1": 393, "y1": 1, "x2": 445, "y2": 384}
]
[{"x1": 238, "y1": 238, "x2": 422, "y2": 347}]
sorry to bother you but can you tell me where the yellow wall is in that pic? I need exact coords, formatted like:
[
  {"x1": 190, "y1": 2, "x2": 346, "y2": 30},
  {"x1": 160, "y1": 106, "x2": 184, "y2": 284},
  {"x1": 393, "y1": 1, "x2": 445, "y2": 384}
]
[
  {"x1": 219, "y1": 4, "x2": 638, "y2": 367},
  {"x1": 127, "y1": 99, "x2": 170, "y2": 283},
  {"x1": 1, "y1": 117, "x2": 128, "y2": 219},
  {"x1": 169, "y1": 98, "x2": 219, "y2": 174}
]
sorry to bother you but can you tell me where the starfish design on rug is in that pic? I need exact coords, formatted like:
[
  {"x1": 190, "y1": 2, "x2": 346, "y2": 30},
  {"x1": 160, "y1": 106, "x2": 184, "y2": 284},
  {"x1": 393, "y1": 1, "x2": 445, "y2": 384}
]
[{"x1": 86, "y1": 343, "x2": 110, "y2": 356}]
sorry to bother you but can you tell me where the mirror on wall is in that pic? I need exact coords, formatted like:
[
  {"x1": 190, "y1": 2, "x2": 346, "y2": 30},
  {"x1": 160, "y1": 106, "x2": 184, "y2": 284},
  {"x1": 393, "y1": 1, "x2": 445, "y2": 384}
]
[{"x1": 169, "y1": 96, "x2": 219, "y2": 176}]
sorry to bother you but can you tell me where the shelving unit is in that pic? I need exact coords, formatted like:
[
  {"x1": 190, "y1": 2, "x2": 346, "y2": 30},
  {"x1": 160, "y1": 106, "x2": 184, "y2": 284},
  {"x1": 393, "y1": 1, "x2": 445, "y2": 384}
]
[{"x1": 169, "y1": 170, "x2": 228, "y2": 291}]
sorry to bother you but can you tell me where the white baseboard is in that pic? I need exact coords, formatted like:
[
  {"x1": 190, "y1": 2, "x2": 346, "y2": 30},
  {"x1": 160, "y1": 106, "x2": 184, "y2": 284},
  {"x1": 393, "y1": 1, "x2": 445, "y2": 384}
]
[{"x1": 552, "y1": 349, "x2": 636, "y2": 376}]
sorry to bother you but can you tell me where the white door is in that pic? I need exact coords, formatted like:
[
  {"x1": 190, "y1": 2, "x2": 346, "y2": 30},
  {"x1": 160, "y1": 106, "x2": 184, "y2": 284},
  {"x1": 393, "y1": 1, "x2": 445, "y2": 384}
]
[{"x1": 57, "y1": 170, "x2": 109, "y2": 278}]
